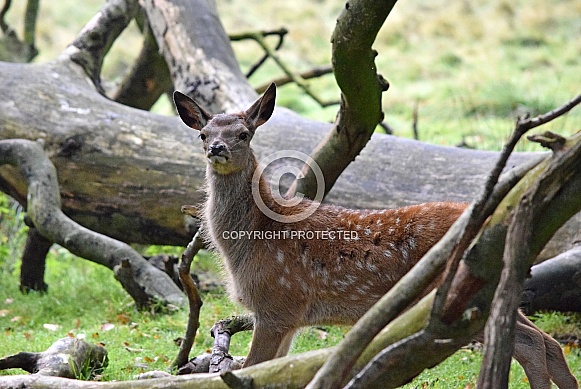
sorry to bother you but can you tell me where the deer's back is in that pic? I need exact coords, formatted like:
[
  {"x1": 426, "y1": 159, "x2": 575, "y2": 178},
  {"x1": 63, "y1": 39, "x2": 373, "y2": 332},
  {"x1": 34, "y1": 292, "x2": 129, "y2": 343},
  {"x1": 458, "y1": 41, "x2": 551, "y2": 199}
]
[{"x1": 211, "y1": 201, "x2": 466, "y2": 327}]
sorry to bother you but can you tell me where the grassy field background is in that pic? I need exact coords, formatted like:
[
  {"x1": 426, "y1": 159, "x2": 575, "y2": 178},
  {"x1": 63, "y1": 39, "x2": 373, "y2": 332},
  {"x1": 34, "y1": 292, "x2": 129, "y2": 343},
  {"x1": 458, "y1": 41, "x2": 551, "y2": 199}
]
[{"x1": 1, "y1": 0, "x2": 580, "y2": 386}]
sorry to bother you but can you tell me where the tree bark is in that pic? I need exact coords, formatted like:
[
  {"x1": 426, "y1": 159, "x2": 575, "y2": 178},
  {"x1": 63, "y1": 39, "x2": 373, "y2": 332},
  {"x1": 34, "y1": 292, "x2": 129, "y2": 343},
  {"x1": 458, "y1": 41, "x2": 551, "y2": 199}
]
[
  {"x1": 111, "y1": 17, "x2": 173, "y2": 110},
  {"x1": 142, "y1": 0, "x2": 256, "y2": 112}
]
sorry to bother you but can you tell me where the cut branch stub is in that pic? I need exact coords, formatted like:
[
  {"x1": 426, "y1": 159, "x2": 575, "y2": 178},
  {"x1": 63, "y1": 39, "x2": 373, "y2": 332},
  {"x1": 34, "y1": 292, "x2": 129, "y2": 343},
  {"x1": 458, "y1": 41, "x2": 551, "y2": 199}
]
[{"x1": 209, "y1": 315, "x2": 254, "y2": 373}]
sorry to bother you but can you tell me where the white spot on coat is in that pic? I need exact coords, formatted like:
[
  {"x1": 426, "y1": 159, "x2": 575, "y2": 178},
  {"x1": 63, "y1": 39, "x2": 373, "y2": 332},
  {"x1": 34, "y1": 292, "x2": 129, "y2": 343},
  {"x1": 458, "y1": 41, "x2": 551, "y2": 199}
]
[{"x1": 276, "y1": 250, "x2": 284, "y2": 264}]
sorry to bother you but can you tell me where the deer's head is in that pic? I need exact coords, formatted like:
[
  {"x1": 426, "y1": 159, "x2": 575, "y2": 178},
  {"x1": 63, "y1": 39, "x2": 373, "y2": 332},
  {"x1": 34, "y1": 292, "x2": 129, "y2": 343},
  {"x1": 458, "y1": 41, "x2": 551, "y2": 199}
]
[{"x1": 174, "y1": 84, "x2": 276, "y2": 175}]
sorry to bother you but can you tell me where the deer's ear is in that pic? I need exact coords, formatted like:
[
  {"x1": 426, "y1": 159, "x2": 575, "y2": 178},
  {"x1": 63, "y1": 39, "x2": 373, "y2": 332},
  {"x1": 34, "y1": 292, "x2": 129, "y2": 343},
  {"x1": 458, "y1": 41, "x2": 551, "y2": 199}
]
[
  {"x1": 245, "y1": 83, "x2": 276, "y2": 129},
  {"x1": 173, "y1": 91, "x2": 212, "y2": 130}
]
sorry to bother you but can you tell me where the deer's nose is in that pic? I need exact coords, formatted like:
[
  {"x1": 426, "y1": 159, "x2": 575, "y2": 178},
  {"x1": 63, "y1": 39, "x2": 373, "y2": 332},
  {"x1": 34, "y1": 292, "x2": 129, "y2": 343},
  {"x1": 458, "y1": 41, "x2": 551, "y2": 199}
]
[{"x1": 208, "y1": 144, "x2": 226, "y2": 155}]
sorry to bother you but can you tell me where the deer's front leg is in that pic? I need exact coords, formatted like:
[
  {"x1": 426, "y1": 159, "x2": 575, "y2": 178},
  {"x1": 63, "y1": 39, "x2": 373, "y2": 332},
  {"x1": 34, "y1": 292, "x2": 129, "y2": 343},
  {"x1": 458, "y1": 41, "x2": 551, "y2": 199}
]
[{"x1": 243, "y1": 318, "x2": 295, "y2": 367}]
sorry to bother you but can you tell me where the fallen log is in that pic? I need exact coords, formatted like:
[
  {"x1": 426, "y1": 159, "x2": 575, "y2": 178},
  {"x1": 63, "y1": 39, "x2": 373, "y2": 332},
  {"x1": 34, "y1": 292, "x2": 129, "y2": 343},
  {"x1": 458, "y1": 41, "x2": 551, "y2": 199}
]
[
  {"x1": 521, "y1": 243, "x2": 581, "y2": 314},
  {"x1": 0, "y1": 337, "x2": 108, "y2": 379}
]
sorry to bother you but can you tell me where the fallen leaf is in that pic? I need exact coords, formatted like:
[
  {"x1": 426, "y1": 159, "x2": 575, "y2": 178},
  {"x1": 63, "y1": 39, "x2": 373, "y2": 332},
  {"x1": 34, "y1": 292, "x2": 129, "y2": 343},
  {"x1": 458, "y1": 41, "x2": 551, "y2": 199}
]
[
  {"x1": 4, "y1": 298, "x2": 13, "y2": 304},
  {"x1": 23, "y1": 332, "x2": 33, "y2": 340},
  {"x1": 0, "y1": 309, "x2": 10, "y2": 317},
  {"x1": 100, "y1": 323, "x2": 115, "y2": 331},
  {"x1": 154, "y1": 355, "x2": 169, "y2": 363},
  {"x1": 10, "y1": 316, "x2": 21, "y2": 322},
  {"x1": 117, "y1": 313, "x2": 131, "y2": 324},
  {"x1": 92, "y1": 332, "x2": 100, "y2": 339},
  {"x1": 43, "y1": 323, "x2": 61, "y2": 331}
]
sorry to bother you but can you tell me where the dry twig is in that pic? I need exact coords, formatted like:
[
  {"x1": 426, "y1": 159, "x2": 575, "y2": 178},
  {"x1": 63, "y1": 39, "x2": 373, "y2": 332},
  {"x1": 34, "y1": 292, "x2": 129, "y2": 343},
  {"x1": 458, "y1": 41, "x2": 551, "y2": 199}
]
[{"x1": 172, "y1": 231, "x2": 205, "y2": 369}]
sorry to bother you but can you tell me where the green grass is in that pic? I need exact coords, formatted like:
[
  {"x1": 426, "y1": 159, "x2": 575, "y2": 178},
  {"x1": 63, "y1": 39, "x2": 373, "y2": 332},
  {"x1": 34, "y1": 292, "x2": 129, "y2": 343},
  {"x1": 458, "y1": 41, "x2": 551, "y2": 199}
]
[
  {"x1": 215, "y1": 0, "x2": 580, "y2": 151},
  {"x1": 0, "y1": 242, "x2": 580, "y2": 384}
]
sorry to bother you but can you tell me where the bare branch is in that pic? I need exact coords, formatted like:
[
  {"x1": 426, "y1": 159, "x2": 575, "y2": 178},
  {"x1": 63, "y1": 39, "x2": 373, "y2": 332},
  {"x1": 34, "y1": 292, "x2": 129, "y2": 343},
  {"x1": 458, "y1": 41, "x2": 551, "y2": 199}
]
[
  {"x1": 65, "y1": 0, "x2": 140, "y2": 94},
  {"x1": 287, "y1": 0, "x2": 394, "y2": 200},
  {"x1": 517, "y1": 92, "x2": 581, "y2": 131},
  {"x1": 22, "y1": 0, "x2": 38, "y2": 57},
  {"x1": 433, "y1": 93, "x2": 581, "y2": 321},
  {"x1": 255, "y1": 65, "x2": 334, "y2": 94},
  {"x1": 172, "y1": 231, "x2": 204, "y2": 369},
  {"x1": 112, "y1": 18, "x2": 173, "y2": 110},
  {"x1": 233, "y1": 29, "x2": 337, "y2": 107},
  {"x1": 478, "y1": 132, "x2": 581, "y2": 387},
  {"x1": 0, "y1": 139, "x2": 185, "y2": 307},
  {"x1": 0, "y1": 0, "x2": 12, "y2": 33},
  {"x1": 0, "y1": 0, "x2": 37, "y2": 61},
  {"x1": 230, "y1": 28, "x2": 288, "y2": 78},
  {"x1": 412, "y1": 100, "x2": 419, "y2": 140}
]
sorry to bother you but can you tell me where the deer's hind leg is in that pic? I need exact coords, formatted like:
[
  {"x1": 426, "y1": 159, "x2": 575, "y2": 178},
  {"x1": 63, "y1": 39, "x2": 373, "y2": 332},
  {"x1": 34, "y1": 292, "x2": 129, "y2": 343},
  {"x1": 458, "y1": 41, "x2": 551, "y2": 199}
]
[
  {"x1": 513, "y1": 317, "x2": 552, "y2": 389},
  {"x1": 276, "y1": 329, "x2": 298, "y2": 358},
  {"x1": 516, "y1": 313, "x2": 578, "y2": 389}
]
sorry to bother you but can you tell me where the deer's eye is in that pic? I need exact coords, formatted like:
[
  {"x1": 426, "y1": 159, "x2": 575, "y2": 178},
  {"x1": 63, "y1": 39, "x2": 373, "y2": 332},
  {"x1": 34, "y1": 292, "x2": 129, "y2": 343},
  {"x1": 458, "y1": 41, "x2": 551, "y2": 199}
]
[
  {"x1": 199, "y1": 133, "x2": 206, "y2": 141},
  {"x1": 239, "y1": 132, "x2": 249, "y2": 141}
]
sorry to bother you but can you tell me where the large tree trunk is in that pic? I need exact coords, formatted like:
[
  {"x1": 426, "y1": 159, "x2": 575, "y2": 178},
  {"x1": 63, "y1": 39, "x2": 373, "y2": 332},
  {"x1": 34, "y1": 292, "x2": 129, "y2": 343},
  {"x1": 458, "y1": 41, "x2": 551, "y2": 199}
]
[
  {"x1": 1, "y1": 57, "x2": 579, "y2": 256},
  {"x1": 1, "y1": 0, "x2": 579, "y2": 256}
]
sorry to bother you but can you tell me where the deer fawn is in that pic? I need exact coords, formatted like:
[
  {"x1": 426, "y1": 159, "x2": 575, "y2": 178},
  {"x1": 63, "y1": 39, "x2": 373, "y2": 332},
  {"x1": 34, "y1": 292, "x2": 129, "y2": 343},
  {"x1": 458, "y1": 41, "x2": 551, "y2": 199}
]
[{"x1": 174, "y1": 84, "x2": 578, "y2": 388}]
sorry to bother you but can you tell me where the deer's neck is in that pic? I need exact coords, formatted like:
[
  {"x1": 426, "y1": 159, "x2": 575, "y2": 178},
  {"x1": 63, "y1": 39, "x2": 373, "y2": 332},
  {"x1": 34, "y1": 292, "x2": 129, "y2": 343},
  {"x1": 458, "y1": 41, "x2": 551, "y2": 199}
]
[{"x1": 204, "y1": 157, "x2": 267, "y2": 244}]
